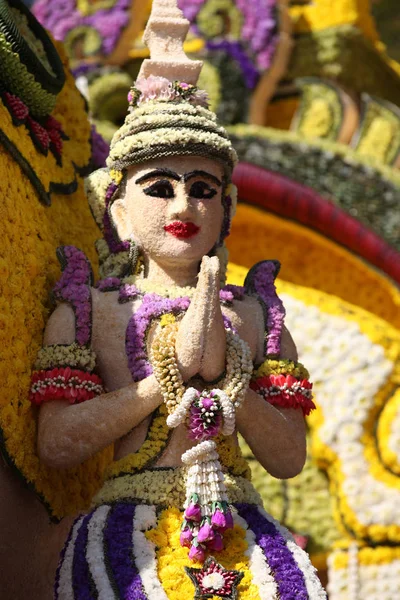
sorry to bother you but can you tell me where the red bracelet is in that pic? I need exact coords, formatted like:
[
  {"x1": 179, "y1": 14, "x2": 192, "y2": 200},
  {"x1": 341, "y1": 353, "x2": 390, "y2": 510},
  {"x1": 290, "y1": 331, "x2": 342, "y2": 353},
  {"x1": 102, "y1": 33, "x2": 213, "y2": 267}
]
[
  {"x1": 30, "y1": 367, "x2": 104, "y2": 405},
  {"x1": 250, "y1": 374, "x2": 315, "y2": 416}
]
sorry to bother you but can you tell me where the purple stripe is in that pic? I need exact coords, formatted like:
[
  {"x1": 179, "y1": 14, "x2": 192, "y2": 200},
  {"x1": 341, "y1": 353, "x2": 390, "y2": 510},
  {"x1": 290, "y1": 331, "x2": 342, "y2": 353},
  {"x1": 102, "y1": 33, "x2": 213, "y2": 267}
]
[
  {"x1": 104, "y1": 504, "x2": 147, "y2": 600},
  {"x1": 72, "y1": 513, "x2": 97, "y2": 600},
  {"x1": 237, "y1": 504, "x2": 309, "y2": 600}
]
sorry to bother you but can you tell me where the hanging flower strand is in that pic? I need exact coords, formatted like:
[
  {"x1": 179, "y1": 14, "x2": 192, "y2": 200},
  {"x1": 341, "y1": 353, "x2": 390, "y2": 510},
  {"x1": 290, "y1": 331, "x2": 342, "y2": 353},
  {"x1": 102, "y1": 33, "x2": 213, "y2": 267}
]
[{"x1": 150, "y1": 317, "x2": 253, "y2": 560}]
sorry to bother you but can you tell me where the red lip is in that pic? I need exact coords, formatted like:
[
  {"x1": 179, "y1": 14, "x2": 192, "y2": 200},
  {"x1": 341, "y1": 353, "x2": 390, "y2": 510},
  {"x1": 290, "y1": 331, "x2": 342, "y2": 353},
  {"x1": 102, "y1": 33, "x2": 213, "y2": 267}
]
[{"x1": 164, "y1": 221, "x2": 200, "y2": 239}]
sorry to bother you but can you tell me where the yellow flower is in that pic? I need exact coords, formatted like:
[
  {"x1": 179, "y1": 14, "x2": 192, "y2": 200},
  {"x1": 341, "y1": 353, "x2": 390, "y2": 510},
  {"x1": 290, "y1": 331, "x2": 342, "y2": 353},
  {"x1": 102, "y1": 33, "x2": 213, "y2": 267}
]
[
  {"x1": 160, "y1": 313, "x2": 177, "y2": 328},
  {"x1": 149, "y1": 507, "x2": 262, "y2": 600},
  {"x1": 146, "y1": 529, "x2": 168, "y2": 549},
  {"x1": 0, "y1": 40, "x2": 113, "y2": 520}
]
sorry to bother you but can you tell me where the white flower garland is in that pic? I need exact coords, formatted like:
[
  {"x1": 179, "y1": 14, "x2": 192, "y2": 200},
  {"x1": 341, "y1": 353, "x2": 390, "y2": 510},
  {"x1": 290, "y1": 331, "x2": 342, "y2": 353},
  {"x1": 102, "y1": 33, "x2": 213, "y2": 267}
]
[
  {"x1": 113, "y1": 101, "x2": 218, "y2": 142},
  {"x1": 233, "y1": 512, "x2": 279, "y2": 600},
  {"x1": 258, "y1": 506, "x2": 327, "y2": 600},
  {"x1": 150, "y1": 310, "x2": 252, "y2": 559},
  {"x1": 182, "y1": 440, "x2": 229, "y2": 515},
  {"x1": 166, "y1": 387, "x2": 198, "y2": 428},
  {"x1": 86, "y1": 505, "x2": 115, "y2": 600},
  {"x1": 132, "y1": 505, "x2": 169, "y2": 600},
  {"x1": 56, "y1": 517, "x2": 84, "y2": 600}
]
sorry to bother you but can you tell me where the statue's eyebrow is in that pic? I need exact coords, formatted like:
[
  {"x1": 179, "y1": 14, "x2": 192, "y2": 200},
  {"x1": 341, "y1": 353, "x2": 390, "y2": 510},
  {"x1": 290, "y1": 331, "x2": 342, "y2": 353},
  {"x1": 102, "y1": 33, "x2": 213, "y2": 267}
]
[
  {"x1": 135, "y1": 168, "x2": 180, "y2": 184},
  {"x1": 184, "y1": 170, "x2": 222, "y2": 186}
]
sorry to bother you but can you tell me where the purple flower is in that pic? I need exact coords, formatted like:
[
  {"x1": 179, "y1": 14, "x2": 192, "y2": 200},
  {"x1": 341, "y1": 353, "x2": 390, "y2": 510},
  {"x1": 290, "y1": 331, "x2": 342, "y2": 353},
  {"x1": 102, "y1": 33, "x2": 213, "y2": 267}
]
[
  {"x1": 219, "y1": 289, "x2": 234, "y2": 305},
  {"x1": 53, "y1": 246, "x2": 93, "y2": 346},
  {"x1": 96, "y1": 277, "x2": 121, "y2": 291},
  {"x1": 188, "y1": 543, "x2": 206, "y2": 562},
  {"x1": 222, "y1": 284, "x2": 245, "y2": 301},
  {"x1": 208, "y1": 532, "x2": 224, "y2": 552},
  {"x1": 245, "y1": 261, "x2": 285, "y2": 356},
  {"x1": 126, "y1": 295, "x2": 190, "y2": 382},
  {"x1": 118, "y1": 283, "x2": 139, "y2": 303},
  {"x1": 197, "y1": 521, "x2": 215, "y2": 543},
  {"x1": 90, "y1": 125, "x2": 109, "y2": 169},
  {"x1": 184, "y1": 503, "x2": 202, "y2": 522},
  {"x1": 211, "y1": 509, "x2": 227, "y2": 530},
  {"x1": 201, "y1": 397, "x2": 214, "y2": 410},
  {"x1": 180, "y1": 527, "x2": 194, "y2": 547},
  {"x1": 225, "y1": 509, "x2": 234, "y2": 529},
  {"x1": 188, "y1": 405, "x2": 222, "y2": 441},
  {"x1": 237, "y1": 504, "x2": 309, "y2": 600},
  {"x1": 33, "y1": 0, "x2": 131, "y2": 58}
]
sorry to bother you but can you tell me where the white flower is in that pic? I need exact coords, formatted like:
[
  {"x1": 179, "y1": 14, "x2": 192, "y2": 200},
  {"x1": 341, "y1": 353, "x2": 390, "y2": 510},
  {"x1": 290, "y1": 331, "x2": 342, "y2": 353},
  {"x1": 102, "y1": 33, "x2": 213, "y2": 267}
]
[{"x1": 202, "y1": 573, "x2": 226, "y2": 590}]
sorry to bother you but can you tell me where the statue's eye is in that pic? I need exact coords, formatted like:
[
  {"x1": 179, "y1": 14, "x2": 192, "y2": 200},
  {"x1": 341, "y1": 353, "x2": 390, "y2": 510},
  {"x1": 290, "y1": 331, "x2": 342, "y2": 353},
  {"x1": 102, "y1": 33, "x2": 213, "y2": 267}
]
[
  {"x1": 143, "y1": 180, "x2": 175, "y2": 198},
  {"x1": 189, "y1": 181, "x2": 217, "y2": 200}
]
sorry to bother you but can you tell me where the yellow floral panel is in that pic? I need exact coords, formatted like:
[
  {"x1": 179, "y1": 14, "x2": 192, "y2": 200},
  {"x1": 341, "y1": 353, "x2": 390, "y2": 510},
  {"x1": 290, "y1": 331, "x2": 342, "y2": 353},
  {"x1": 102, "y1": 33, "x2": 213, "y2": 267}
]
[
  {"x1": 0, "y1": 41, "x2": 111, "y2": 520},
  {"x1": 289, "y1": 0, "x2": 380, "y2": 44},
  {"x1": 228, "y1": 263, "x2": 400, "y2": 546},
  {"x1": 228, "y1": 204, "x2": 400, "y2": 328},
  {"x1": 147, "y1": 507, "x2": 261, "y2": 600},
  {"x1": 328, "y1": 546, "x2": 400, "y2": 599}
]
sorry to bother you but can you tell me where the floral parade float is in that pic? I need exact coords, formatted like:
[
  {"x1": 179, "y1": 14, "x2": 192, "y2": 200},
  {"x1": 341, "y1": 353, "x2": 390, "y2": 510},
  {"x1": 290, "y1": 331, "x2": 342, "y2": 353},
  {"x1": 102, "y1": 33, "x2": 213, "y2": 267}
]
[
  {"x1": 3, "y1": 0, "x2": 331, "y2": 597},
  {"x1": 2, "y1": 0, "x2": 400, "y2": 598},
  {"x1": 87, "y1": 1, "x2": 400, "y2": 598}
]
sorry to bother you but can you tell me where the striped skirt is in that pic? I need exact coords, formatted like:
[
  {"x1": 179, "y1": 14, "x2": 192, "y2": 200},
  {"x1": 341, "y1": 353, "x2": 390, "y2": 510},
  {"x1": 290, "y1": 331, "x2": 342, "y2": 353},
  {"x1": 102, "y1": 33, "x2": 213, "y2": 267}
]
[{"x1": 55, "y1": 500, "x2": 326, "y2": 600}]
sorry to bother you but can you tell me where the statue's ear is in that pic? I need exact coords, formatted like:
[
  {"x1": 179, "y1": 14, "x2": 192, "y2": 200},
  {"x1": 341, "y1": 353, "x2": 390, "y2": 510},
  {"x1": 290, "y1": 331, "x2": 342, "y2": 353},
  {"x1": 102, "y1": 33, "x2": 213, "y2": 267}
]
[{"x1": 110, "y1": 198, "x2": 131, "y2": 241}]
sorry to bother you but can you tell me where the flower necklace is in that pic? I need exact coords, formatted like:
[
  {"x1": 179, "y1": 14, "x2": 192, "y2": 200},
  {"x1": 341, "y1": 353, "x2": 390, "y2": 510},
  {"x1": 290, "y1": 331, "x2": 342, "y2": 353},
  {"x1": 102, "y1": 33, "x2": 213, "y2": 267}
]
[
  {"x1": 119, "y1": 273, "x2": 244, "y2": 304},
  {"x1": 150, "y1": 319, "x2": 253, "y2": 562},
  {"x1": 122, "y1": 273, "x2": 196, "y2": 299}
]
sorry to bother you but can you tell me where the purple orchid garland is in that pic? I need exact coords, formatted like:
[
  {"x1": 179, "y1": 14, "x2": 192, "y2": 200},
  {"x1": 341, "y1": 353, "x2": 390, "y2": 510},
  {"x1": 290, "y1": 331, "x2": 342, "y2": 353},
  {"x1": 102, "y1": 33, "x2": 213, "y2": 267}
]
[
  {"x1": 126, "y1": 294, "x2": 191, "y2": 382},
  {"x1": 237, "y1": 504, "x2": 309, "y2": 600},
  {"x1": 103, "y1": 504, "x2": 148, "y2": 600},
  {"x1": 95, "y1": 277, "x2": 122, "y2": 292},
  {"x1": 244, "y1": 261, "x2": 285, "y2": 356},
  {"x1": 33, "y1": 0, "x2": 131, "y2": 57},
  {"x1": 118, "y1": 282, "x2": 140, "y2": 303},
  {"x1": 125, "y1": 293, "x2": 236, "y2": 383},
  {"x1": 53, "y1": 245, "x2": 93, "y2": 346},
  {"x1": 69, "y1": 514, "x2": 94, "y2": 600}
]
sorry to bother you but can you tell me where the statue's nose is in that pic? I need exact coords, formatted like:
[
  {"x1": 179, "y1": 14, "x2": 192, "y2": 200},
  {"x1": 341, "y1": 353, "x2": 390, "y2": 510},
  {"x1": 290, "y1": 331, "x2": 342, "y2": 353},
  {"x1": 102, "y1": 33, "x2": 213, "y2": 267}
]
[{"x1": 168, "y1": 188, "x2": 193, "y2": 219}]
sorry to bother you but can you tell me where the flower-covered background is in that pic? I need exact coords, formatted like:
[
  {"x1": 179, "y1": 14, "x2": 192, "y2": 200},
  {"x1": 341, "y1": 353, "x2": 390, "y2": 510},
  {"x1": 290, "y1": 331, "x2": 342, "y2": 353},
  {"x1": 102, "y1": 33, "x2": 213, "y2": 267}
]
[{"x1": 1, "y1": 0, "x2": 400, "y2": 597}]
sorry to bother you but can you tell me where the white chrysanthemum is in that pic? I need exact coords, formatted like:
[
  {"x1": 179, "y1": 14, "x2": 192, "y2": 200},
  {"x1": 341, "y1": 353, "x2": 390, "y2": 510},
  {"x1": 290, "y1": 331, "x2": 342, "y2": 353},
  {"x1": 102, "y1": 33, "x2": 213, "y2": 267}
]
[{"x1": 202, "y1": 572, "x2": 226, "y2": 590}]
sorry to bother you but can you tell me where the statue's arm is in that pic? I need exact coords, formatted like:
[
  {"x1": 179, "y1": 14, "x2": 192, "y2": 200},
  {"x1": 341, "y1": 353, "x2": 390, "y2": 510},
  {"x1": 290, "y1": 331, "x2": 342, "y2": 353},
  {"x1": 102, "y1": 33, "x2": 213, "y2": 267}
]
[
  {"x1": 236, "y1": 326, "x2": 307, "y2": 479},
  {"x1": 37, "y1": 304, "x2": 163, "y2": 470}
]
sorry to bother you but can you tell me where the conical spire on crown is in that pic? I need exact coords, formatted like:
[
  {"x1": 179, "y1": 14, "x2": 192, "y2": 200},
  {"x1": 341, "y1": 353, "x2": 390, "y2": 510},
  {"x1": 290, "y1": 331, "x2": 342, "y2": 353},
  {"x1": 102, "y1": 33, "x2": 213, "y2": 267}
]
[{"x1": 138, "y1": 0, "x2": 202, "y2": 84}]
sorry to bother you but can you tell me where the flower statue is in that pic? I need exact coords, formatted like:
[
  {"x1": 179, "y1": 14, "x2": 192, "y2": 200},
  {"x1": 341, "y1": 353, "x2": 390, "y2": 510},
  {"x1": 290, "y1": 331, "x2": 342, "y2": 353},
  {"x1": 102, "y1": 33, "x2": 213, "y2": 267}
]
[{"x1": 29, "y1": 0, "x2": 326, "y2": 597}]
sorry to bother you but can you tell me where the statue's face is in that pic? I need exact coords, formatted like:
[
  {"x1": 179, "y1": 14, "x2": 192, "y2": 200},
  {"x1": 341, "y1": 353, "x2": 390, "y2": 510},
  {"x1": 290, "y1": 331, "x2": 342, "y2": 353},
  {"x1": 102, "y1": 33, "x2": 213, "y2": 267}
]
[{"x1": 112, "y1": 155, "x2": 225, "y2": 264}]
